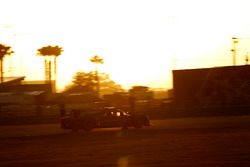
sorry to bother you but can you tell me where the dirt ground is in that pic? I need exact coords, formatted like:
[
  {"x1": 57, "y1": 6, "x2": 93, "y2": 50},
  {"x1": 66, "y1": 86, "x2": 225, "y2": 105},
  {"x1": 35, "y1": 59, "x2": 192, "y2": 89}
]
[{"x1": 0, "y1": 116, "x2": 250, "y2": 167}]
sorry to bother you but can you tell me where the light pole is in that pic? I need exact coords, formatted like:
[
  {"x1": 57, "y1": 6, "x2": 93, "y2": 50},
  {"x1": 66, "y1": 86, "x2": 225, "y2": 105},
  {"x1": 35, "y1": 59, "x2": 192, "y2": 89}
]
[{"x1": 231, "y1": 37, "x2": 239, "y2": 66}]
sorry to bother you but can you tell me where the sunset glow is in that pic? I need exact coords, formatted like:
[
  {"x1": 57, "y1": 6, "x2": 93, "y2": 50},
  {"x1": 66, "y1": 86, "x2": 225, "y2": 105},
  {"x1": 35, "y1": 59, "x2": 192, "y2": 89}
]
[{"x1": 1, "y1": 0, "x2": 250, "y2": 90}]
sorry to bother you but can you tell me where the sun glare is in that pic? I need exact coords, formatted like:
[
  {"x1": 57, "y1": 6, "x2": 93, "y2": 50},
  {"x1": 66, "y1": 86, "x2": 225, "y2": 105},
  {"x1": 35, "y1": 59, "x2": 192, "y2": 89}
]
[{"x1": 1, "y1": 0, "x2": 250, "y2": 90}]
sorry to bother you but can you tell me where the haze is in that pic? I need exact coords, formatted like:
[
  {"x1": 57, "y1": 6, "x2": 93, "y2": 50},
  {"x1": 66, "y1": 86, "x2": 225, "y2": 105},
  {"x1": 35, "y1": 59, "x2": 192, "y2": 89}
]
[{"x1": 0, "y1": 0, "x2": 250, "y2": 90}]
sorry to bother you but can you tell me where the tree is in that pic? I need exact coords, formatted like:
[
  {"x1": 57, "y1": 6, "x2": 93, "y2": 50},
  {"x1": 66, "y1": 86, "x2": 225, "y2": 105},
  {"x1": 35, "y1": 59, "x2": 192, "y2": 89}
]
[
  {"x1": 0, "y1": 43, "x2": 14, "y2": 83},
  {"x1": 37, "y1": 45, "x2": 63, "y2": 91},
  {"x1": 70, "y1": 71, "x2": 123, "y2": 96},
  {"x1": 90, "y1": 55, "x2": 104, "y2": 97},
  {"x1": 90, "y1": 55, "x2": 104, "y2": 64},
  {"x1": 72, "y1": 71, "x2": 96, "y2": 87}
]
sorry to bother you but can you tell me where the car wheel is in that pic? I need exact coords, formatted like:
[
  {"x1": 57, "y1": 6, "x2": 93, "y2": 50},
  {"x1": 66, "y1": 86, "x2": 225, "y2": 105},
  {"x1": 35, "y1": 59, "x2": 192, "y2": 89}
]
[
  {"x1": 83, "y1": 119, "x2": 96, "y2": 132},
  {"x1": 134, "y1": 122, "x2": 142, "y2": 129}
]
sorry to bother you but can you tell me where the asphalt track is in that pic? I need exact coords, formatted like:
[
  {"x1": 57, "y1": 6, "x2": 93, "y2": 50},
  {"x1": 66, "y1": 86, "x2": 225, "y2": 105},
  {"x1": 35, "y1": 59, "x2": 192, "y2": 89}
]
[
  {"x1": 0, "y1": 115, "x2": 250, "y2": 138},
  {"x1": 0, "y1": 115, "x2": 250, "y2": 167}
]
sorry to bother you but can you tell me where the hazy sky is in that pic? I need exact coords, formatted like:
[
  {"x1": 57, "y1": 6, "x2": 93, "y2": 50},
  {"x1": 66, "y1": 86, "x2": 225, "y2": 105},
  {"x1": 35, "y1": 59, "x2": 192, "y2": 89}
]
[{"x1": 1, "y1": 0, "x2": 250, "y2": 90}]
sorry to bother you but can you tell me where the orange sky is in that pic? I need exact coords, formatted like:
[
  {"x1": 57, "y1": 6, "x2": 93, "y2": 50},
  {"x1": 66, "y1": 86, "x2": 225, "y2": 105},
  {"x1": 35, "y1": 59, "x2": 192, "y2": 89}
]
[{"x1": 1, "y1": 0, "x2": 250, "y2": 90}]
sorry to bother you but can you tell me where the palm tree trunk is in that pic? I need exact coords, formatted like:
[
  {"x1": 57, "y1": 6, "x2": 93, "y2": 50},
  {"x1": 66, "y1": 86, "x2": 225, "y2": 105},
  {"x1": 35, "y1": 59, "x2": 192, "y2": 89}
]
[
  {"x1": 0, "y1": 59, "x2": 3, "y2": 83},
  {"x1": 95, "y1": 67, "x2": 100, "y2": 98},
  {"x1": 44, "y1": 58, "x2": 48, "y2": 81},
  {"x1": 54, "y1": 56, "x2": 57, "y2": 92},
  {"x1": 44, "y1": 57, "x2": 52, "y2": 82},
  {"x1": 48, "y1": 60, "x2": 52, "y2": 82}
]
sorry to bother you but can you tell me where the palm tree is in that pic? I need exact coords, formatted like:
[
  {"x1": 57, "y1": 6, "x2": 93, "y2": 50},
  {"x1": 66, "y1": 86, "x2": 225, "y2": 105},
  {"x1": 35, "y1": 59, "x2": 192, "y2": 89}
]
[
  {"x1": 37, "y1": 45, "x2": 63, "y2": 91},
  {"x1": 0, "y1": 43, "x2": 14, "y2": 83},
  {"x1": 90, "y1": 55, "x2": 104, "y2": 97}
]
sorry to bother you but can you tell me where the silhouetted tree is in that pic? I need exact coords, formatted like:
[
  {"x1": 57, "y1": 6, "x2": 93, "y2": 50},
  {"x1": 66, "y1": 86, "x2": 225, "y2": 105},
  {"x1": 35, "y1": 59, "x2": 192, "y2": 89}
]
[
  {"x1": 90, "y1": 55, "x2": 104, "y2": 97},
  {"x1": 0, "y1": 43, "x2": 14, "y2": 83},
  {"x1": 69, "y1": 71, "x2": 123, "y2": 96},
  {"x1": 37, "y1": 45, "x2": 63, "y2": 91},
  {"x1": 72, "y1": 71, "x2": 96, "y2": 87}
]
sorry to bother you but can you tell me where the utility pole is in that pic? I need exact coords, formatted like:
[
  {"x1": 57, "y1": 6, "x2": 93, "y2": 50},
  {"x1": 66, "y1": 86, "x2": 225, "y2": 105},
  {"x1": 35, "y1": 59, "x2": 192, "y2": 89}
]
[
  {"x1": 231, "y1": 37, "x2": 239, "y2": 66},
  {"x1": 245, "y1": 52, "x2": 249, "y2": 65},
  {"x1": 90, "y1": 55, "x2": 104, "y2": 98}
]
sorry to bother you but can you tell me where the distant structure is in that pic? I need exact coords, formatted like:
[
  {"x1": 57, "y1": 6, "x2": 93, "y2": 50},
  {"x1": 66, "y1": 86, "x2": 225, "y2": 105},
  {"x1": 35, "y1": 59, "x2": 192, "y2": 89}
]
[
  {"x1": 0, "y1": 77, "x2": 53, "y2": 93},
  {"x1": 173, "y1": 65, "x2": 250, "y2": 107},
  {"x1": 0, "y1": 76, "x2": 54, "y2": 106},
  {"x1": 129, "y1": 86, "x2": 153, "y2": 101}
]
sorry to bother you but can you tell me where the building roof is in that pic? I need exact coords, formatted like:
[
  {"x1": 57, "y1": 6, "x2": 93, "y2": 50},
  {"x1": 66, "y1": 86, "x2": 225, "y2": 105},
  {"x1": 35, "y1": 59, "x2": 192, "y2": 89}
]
[{"x1": 0, "y1": 76, "x2": 25, "y2": 85}]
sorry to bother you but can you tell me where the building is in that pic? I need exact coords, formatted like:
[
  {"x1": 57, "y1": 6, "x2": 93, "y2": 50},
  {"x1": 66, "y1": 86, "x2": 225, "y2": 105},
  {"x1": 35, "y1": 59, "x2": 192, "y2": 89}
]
[
  {"x1": 0, "y1": 76, "x2": 54, "y2": 107},
  {"x1": 0, "y1": 77, "x2": 54, "y2": 93},
  {"x1": 173, "y1": 65, "x2": 250, "y2": 107}
]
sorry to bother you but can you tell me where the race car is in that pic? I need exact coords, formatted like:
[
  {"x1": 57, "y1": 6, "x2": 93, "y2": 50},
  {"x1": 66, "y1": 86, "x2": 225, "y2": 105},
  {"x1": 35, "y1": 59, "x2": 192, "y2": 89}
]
[{"x1": 60, "y1": 107, "x2": 150, "y2": 131}]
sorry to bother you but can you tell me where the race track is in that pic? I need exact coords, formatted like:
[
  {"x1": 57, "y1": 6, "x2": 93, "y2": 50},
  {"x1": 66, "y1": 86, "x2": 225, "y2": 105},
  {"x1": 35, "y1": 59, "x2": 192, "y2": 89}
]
[{"x1": 0, "y1": 115, "x2": 250, "y2": 167}]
